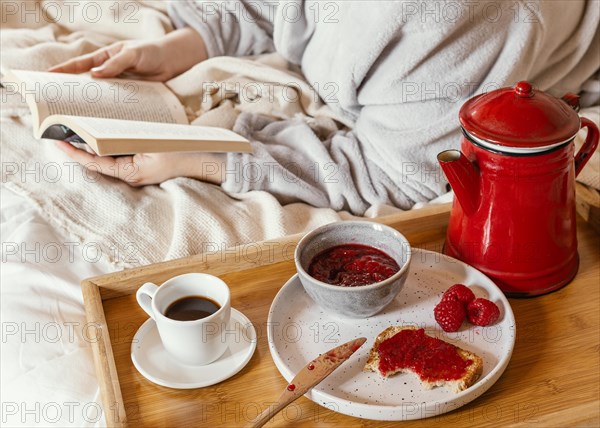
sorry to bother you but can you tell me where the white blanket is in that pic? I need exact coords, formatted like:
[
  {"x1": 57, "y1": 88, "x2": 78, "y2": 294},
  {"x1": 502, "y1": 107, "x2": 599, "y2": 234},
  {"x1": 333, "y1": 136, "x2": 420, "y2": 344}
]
[{"x1": 1, "y1": 2, "x2": 412, "y2": 270}]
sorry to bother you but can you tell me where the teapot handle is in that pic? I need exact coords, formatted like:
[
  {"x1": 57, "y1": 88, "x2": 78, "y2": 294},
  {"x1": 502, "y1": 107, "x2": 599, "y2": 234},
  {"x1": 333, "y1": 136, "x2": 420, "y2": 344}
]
[
  {"x1": 561, "y1": 93, "x2": 580, "y2": 112},
  {"x1": 574, "y1": 117, "x2": 599, "y2": 177}
]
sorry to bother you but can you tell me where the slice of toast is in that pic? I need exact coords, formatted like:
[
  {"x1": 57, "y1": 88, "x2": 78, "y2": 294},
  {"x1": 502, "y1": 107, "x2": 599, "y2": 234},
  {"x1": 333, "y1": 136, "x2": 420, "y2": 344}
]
[{"x1": 364, "y1": 326, "x2": 483, "y2": 393}]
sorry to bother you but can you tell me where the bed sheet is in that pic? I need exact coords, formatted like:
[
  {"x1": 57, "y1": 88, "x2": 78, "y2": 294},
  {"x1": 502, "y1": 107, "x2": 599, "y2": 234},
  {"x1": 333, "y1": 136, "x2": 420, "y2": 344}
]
[{"x1": 1, "y1": 186, "x2": 108, "y2": 427}]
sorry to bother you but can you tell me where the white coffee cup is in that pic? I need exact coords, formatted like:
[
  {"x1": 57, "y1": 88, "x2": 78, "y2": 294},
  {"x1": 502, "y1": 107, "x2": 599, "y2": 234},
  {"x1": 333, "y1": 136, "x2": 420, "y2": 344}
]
[{"x1": 136, "y1": 273, "x2": 231, "y2": 366}]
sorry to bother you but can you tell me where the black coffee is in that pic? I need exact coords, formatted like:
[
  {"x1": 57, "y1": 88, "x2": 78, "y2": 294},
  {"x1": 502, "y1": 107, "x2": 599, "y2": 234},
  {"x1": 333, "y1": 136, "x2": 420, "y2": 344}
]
[{"x1": 165, "y1": 296, "x2": 221, "y2": 321}]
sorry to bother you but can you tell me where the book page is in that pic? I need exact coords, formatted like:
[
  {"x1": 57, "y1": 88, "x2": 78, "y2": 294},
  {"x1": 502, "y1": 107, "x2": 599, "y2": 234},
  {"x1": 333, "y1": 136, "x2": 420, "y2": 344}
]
[
  {"x1": 71, "y1": 116, "x2": 247, "y2": 140},
  {"x1": 42, "y1": 115, "x2": 251, "y2": 155},
  {"x1": 6, "y1": 70, "x2": 188, "y2": 129}
]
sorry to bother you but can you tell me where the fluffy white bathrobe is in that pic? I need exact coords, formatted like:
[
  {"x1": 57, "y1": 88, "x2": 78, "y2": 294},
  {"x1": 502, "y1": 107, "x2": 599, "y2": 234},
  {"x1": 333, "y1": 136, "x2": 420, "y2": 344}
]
[{"x1": 170, "y1": 0, "x2": 599, "y2": 213}]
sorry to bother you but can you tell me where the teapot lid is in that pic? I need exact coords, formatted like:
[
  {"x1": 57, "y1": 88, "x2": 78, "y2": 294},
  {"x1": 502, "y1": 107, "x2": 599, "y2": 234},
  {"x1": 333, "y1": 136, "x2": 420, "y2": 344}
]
[{"x1": 459, "y1": 81, "x2": 580, "y2": 152}]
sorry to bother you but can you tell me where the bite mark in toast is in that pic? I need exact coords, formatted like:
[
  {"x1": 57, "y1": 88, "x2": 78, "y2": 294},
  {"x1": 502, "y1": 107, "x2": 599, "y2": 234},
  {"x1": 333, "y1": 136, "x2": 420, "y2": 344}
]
[{"x1": 364, "y1": 326, "x2": 483, "y2": 393}]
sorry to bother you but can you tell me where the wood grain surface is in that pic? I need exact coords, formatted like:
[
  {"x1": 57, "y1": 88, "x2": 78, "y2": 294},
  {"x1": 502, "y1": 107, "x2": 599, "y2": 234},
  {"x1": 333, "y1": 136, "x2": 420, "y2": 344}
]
[
  {"x1": 82, "y1": 203, "x2": 600, "y2": 427},
  {"x1": 576, "y1": 182, "x2": 600, "y2": 233}
]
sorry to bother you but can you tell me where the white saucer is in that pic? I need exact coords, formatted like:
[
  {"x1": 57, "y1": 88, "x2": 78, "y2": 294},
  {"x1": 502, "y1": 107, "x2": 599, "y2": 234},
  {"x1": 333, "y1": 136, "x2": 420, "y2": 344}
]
[{"x1": 131, "y1": 308, "x2": 257, "y2": 389}]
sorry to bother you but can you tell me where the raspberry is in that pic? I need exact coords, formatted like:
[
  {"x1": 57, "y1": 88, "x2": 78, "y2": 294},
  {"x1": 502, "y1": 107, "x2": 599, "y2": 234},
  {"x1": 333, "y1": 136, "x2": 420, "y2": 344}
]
[
  {"x1": 467, "y1": 298, "x2": 500, "y2": 326},
  {"x1": 441, "y1": 284, "x2": 475, "y2": 308},
  {"x1": 434, "y1": 300, "x2": 466, "y2": 332}
]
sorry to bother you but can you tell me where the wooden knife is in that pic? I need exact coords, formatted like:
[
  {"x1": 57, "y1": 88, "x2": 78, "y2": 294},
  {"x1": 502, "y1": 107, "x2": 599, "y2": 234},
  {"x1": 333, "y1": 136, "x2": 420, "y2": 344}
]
[{"x1": 246, "y1": 337, "x2": 367, "y2": 428}]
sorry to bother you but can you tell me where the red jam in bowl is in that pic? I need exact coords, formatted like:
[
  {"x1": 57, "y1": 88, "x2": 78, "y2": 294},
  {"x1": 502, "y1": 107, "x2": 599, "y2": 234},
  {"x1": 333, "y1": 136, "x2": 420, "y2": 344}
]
[
  {"x1": 378, "y1": 328, "x2": 472, "y2": 381},
  {"x1": 307, "y1": 244, "x2": 400, "y2": 287}
]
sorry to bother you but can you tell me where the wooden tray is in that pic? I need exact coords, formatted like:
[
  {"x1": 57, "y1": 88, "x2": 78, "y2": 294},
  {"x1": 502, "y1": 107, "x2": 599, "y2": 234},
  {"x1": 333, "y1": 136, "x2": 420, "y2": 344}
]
[{"x1": 81, "y1": 203, "x2": 600, "y2": 427}]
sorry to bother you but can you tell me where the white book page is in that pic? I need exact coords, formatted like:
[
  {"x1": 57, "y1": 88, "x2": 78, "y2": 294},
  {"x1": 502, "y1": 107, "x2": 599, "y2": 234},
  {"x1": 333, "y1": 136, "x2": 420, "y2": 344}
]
[
  {"x1": 8, "y1": 70, "x2": 188, "y2": 126},
  {"x1": 64, "y1": 116, "x2": 248, "y2": 142}
]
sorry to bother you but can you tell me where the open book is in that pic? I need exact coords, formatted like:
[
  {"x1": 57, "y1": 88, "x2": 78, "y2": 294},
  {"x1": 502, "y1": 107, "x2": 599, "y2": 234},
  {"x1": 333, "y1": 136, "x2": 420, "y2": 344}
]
[{"x1": 2, "y1": 69, "x2": 251, "y2": 156}]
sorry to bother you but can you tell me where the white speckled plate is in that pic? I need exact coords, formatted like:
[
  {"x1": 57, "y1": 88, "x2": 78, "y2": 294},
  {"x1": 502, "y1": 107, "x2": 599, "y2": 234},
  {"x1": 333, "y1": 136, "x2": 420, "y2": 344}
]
[{"x1": 267, "y1": 249, "x2": 515, "y2": 421}]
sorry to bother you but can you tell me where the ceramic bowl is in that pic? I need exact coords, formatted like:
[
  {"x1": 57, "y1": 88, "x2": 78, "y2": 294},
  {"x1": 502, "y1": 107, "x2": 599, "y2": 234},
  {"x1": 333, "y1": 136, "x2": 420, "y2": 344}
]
[{"x1": 294, "y1": 221, "x2": 412, "y2": 318}]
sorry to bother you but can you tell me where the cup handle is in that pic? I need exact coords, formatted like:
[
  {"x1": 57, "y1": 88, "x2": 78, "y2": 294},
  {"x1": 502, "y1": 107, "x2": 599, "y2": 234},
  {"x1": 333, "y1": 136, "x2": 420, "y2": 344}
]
[
  {"x1": 574, "y1": 117, "x2": 599, "y2": 177},
  {"x1": 136, "y1": 282, "x2": 159, "y2": 320}
]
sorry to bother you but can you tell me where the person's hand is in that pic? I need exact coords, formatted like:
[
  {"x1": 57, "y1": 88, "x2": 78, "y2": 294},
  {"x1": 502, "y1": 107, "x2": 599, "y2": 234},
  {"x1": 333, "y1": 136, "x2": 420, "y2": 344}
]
[
  {"x1": 49, "y1": 40, "x2": 174, "y2": 81},
  {"x1": 49, "y1": 28, "x2": 208, "y2": 81},
  {"x1": 55, "y1": 141, "x2": 225, "y2": 186}
]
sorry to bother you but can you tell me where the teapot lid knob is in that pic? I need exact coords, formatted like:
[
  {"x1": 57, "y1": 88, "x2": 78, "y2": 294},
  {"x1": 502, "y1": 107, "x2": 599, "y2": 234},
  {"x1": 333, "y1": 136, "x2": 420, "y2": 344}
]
[{"x1": 515, "y1": 81, "x2": 533, "y2": 98}]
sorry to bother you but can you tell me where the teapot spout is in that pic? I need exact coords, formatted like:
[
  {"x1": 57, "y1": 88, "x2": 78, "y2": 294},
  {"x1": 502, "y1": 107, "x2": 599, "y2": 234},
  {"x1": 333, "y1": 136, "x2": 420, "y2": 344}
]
[{"x1": 437, "y1": 150, "x2": 480, "y2": 215}]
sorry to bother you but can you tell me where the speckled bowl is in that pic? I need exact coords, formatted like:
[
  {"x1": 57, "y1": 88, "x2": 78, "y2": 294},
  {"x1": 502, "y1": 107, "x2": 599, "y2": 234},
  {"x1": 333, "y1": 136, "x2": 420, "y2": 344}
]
[{"x1": 294, "y1": 221, "x2": 412, "y2": 318}]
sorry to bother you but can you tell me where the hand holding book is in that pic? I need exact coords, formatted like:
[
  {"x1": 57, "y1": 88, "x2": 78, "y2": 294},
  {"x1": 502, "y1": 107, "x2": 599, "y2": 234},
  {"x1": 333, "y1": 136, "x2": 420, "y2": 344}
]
[
  {"x1": 55, "y1": 141, "x2": 225, "y2": 186},
  {"x1": 2, "y1": 28, "x2": 252, "y2": 186}
]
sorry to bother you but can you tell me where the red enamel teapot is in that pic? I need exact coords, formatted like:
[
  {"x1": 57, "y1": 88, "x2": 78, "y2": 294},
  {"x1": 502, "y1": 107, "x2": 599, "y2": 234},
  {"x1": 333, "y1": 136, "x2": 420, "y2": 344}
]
[{"x1": 438, "y1": 81, "x2": 598, "y2": 297}]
